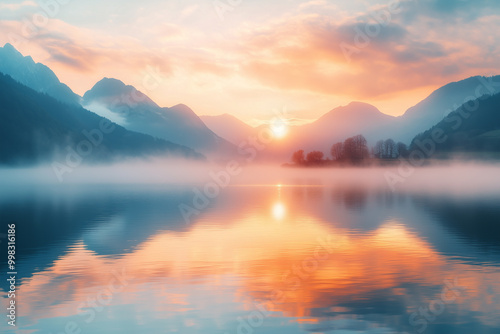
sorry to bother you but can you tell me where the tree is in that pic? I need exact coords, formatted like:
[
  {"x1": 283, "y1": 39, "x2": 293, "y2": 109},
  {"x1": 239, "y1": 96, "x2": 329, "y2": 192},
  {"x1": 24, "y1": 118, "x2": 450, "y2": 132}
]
[
  {"x1": 352, "y1": 135, "x2": 369, "y2": 160},
  {"x1": 343, "y1": 135, "x2": 369, "y2": 162},
  {"x1": 306, "y1": 151, "x2": 324, "y2": 164},
  {"x1": 396, "y1": 142, "x2": 408, "y2": 158},
  {"x1": 291, "y1": 149, "x2": 305, "y2": 165},
  {"x1": 384, "y1": 139, "x2": 396, "y2": 158},
  {"x1": 373, "y1": 140, "x2": 384, "y2": 158},
  {"x1": 343, "y1": 137, "x2": 355, "y2": 161},
  {"x1": 330, "y1": 142, "x2": 343, "y2": 160}
]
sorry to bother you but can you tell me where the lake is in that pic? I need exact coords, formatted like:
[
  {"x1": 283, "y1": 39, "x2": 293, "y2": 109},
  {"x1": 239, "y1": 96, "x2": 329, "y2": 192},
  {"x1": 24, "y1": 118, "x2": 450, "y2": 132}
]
[{"x1": 1, "y1": 164, "x2": 500, "y2": 334}]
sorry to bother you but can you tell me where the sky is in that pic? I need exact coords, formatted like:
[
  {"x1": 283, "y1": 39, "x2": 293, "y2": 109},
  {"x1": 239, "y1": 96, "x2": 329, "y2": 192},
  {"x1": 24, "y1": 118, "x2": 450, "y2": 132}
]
[{"x1": 0, "y1": 0, "x2": 499, "y2": 125}]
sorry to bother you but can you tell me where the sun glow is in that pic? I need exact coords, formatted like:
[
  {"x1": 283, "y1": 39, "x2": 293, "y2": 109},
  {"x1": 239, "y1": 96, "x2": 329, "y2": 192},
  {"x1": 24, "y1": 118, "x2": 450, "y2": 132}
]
[{"x1": 271, "y1": 119, "x2": 288, "y2": 139}]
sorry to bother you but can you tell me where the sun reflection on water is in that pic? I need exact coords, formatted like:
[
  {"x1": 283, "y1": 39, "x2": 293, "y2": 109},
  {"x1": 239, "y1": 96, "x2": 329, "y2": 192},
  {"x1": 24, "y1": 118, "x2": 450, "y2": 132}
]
[
  {"x1": 272, "y1": 202, "x2": 286, "y2": 220},
  {"x1": 5, "y1": 185, "x2": 500, "y2": 333}
]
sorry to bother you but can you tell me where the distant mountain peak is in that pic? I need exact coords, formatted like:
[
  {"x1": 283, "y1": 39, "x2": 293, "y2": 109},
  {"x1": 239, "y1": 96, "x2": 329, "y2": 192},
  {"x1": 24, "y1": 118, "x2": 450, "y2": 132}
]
[
  {"x1": 396, "y1": 74, "x2": 500, "y2": 143},
  {"x1": 91, "y1": 77, "x2": 130, "y2": 95},
  {"x1": 347, "y1": 101, "x2": 375, "y2": 107},
  {"x1": 322, "y1": 101, "x2": 385, "y2": 121},
  {"x1": 166, "y1": 104, "x2": 207, "y2": 126},
  {"x1": 98, "y1": 77, "x2": 125, "y2": 85},
  {"x1": 344, "y1": 101, "x2": 379, "y2": 110},
  {"x1": 0, "y1": 43, "x2": 80, "y2": 105},
  {"x1": 2, "y1": 43, "x2": 21, "y2": 55},
  {"x1": 171, "y1": 103, "x2": 191, "y2": 110},
  {"x1": 170, "y1": 103, "x2": 195, "y2": 114},
  {"x1": 83, "y1": 77, "x2": 158, "y2": 108},
  {"x1": 0, "y1": 43, "x2": 29, "y2": 62},
  {"x1": 1, "y1": 44, "x2": 43, "y2": 70}
]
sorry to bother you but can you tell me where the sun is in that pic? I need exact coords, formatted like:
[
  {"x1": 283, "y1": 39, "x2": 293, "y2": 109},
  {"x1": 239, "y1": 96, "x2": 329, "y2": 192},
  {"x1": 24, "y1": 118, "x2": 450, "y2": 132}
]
[{"x1": 271, "y1": 119, "x2": 288, "y2": 139}]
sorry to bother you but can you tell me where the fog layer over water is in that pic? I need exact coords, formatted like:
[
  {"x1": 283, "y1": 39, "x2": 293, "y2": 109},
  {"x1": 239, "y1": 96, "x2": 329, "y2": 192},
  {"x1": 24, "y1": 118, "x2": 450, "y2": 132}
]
[{"x1": 2, "y1": 160, "x2": 500, "y2": 197}]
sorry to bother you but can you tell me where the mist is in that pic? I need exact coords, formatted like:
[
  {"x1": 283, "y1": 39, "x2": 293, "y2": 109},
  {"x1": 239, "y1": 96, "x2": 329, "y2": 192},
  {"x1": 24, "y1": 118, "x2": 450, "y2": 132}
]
[
  {"x1": 83, "y1": 101, "x2": 128, "y2": 126},
  {"x1": 2, "y1": 159, "x2": 500, "y2": 198}
]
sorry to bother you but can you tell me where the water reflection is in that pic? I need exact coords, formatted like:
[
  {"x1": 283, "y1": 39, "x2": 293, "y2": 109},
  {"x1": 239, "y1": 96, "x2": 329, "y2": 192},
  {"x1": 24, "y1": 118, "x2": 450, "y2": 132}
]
[{"x1": 0, "y1": 184, "x2": 499, "y2": 334}]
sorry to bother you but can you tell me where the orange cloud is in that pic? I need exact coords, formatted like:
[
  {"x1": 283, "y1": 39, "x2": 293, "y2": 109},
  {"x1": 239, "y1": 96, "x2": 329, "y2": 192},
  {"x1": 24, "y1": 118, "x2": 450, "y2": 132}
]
[{"x1": 227, "y1": 13, "x2": 497, "y2": 100}]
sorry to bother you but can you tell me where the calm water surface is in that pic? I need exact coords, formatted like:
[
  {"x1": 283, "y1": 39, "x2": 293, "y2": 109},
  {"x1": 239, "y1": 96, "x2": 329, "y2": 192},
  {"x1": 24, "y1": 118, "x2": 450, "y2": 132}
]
[{"x1": 0, "y1": 182, "x2": 499, "y2": 334}]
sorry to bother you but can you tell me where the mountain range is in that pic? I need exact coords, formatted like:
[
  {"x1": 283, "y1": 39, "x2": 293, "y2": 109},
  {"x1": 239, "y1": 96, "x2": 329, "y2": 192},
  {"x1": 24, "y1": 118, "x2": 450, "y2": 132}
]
[
  {"x1": 82, "y1": 78, "x2": 235, "y2": 158},
  {"x1": 395, "y1": 75, "x2": 500, "y2": 143},
  {"x1": 200, "y1": 114, "x2": 256, "y2": 145},
  {"x1": 201, "y1": 77, "x2": 500, "y2": 161},
  {"x1": 1, "y1": 42, "x2": 499, "y2": 165},
  {"x1": 0, "y1": 72, "x2": 202, "y2": 165},
  {"x1": 289, "y1": 102, "x2": 396, "y2": 152},
  {"x1": 410, "y1": 92, "x2": 500, "y2": 156}
]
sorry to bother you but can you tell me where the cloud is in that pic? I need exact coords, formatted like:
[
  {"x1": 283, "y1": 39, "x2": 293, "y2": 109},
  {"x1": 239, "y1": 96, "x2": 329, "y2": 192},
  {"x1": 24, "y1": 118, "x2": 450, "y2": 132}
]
[
  {"x1": 180, "y1": 5, "x2": 199, "y2": 19},
  {"x1": 228, "y1": 15, "x2": 447, "y2": 97},
  {"x1": 0, "y1": 0, "x2": 37, "y2": 11},
  {"x1": 397, "y1": 0, "x2": 500, "y2": 24},
  {"x1": 426, "y1": 0, "x2": 500, "y2": 14},
  {"x1": 298, "y1": 0, "x2": 329, "y2": 10},
  {"x1": 34, "y1": 32, "x2": 104, "y2": 71},
  {"x1": 214, "y1": 1, "x2": 500, "y2": 99},
  {"x1": 0, "y1": 0, "x2": 38, "y2": 20},
  {"x1": 392, "y1": 41, "x2": 447, "y2": 63}
]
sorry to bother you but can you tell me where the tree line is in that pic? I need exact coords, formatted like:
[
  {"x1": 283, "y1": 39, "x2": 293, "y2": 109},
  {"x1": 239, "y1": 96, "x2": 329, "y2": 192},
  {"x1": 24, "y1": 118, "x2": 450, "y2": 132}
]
[{"x1": 290, "y1": 135, "x2": 409, "y2": 166}]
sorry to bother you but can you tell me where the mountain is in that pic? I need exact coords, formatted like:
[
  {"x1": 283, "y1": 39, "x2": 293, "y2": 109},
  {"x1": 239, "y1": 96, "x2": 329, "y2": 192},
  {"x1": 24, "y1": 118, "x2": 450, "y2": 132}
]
[
  {"x1": 200, "y1": 114, "x2": 255, "y2": 145},
  {"x1": 410, "y1": 92, "x2": 500, "y2": 156},
  {"x1": 265, "y1": 102, "x2": 396, "y2": 161},
  {"x1": 300, "y1": 102, "x2": 397, "y2": 145},
  {"x1": 395, "y1": 75, "x2": 500, "y2": 143},
  {"x1": 0, "y1": 43, "x2": 80, "y2": 105},
  {"x1": 201, "y1": 77, "x2": 500, "y2": 162},
  {"x1": 279, "y1": 76, "x2": 500, "y2": 160},
  {"x1": 0, "y1": 73, "x2": 203, "y2": 165},
  {"x1": 249, "y1": 102, "x2": 398, "y2": 162},
  {"x1": 82, "y1": 78, "x2": 235, "y2": 157}
]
